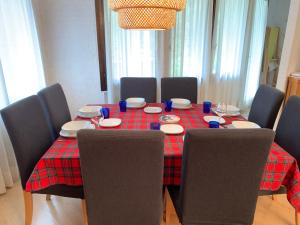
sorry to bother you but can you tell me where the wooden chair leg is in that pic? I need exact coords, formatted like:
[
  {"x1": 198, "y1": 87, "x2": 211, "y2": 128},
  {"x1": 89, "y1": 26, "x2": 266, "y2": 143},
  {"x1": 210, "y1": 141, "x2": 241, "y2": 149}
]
[
  {"x1": 82, "y1": 199, "x2": 88, "y2": 225},
  {"x1": 272, "y1": 194, "x2": 277, "y2": 201},
  {"x1": 23, "y1": 191, "x2": 33, "y2": 225},
  {"x1": 46, "y1": 194, "x2": 51, "y2": 201},
  {"x1": 296, "y1": 210, "x2": 300, "y2": 225},
  {"x1": 164, "y1": 188, "x2": 172, "y2": 223}
]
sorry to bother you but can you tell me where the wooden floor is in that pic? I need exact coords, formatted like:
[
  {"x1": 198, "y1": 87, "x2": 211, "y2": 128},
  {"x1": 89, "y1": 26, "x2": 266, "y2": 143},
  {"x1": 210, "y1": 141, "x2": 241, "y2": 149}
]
[{"x1": 0, "y1": 183, "x2": 296, "y2": 225}]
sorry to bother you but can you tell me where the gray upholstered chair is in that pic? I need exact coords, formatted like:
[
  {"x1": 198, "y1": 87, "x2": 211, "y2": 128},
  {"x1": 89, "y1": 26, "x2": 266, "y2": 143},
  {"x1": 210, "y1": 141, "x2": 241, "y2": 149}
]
[
  {"x1": 167, "y1": 128, "x2": 274, "y2": 225},
  {"x1": 120, "y1": 77, "x2": 157, "y2": 102},
  {"x1": 161, "y1": 77, "x2": 198, "y2": 103},
  {"x1": 0, "y1": 96, "x2": 84, "y2": 225},
  {"x1": 78, "y1": 130, "x2": 164, "y2": 225},
  {"x1": 38, "y1": 83, "x2": 71, "y2": 139},
  {"x1": 248, "y1": 84, "x2": 284, "y2": 129},
  {"x1": 259, "y1": 96, "x2": 300, "y2": 225},
  {"x1": 275, "y1": 96, "x2": 300, "y2": 165}
]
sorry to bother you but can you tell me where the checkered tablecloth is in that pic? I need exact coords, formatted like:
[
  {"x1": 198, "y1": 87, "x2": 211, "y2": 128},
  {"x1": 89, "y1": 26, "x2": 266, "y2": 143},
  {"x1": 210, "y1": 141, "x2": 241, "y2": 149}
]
[{"x1": 25, "y1": 104, "x2": 300, "y2": 211}]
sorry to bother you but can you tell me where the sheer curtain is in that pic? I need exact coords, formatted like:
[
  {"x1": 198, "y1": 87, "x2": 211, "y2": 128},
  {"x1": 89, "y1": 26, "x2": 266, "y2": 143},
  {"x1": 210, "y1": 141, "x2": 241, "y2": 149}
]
[
  {"x1": 170, "y1": 0, "x2": 213, "y2": 102},
  {"x1": 168, "y1": 0, "x2": 267, "y2": 108},
  {"x1": 0, "y1": 0, "x2": 45, "y2": 194},
  {"x1": 104, "y1": 0, "x2": 158, "y2": 103},
  {"x1": 205, "y1": 0, "x2": 268, "y2": 108},
  {"x1": 208, "y1": 0, "x2": 250, "y2": 106}
]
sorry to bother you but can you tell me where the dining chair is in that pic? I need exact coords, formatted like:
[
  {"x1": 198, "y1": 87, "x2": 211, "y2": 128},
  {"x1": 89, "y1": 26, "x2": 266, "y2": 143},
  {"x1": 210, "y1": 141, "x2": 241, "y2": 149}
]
[
  {"x1": 78, "y1": 130, "x2": 164, "y2": 225},
  {"x1": 0, "y1": 95, "x2": 84, "y2": 225},
  {"x1": 167, "y1": 128, "x2": 274, "y2": 225},
  {"x1": 248, "y1": 84, "x2": 284, "y2": 129},
  {"x1": 38, "y1": 83, "x2": 71, "y2": 139},
  {"x1": 120, "y1": 77, "x2": 157, "y2": 102},
  {"x1": 161, "y1": 77, "x2": 198, "y2": 103},
  {"x1": 259, "y1": 95, "x2": 300, "y2": 225}
]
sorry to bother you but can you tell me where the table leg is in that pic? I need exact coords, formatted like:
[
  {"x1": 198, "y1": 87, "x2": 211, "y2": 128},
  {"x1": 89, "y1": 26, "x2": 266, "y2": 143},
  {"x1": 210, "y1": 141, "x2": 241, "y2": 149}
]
[{"x1": 46, "y1": 194, "x2": 51, "y2": 201}]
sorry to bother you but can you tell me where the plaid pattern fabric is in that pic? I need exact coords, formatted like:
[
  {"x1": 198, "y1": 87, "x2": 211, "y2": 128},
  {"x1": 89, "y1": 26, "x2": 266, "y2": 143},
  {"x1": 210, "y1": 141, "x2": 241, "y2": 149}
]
[{"x1": 25, "y1": 104, "x2": 300, "y2": 211}]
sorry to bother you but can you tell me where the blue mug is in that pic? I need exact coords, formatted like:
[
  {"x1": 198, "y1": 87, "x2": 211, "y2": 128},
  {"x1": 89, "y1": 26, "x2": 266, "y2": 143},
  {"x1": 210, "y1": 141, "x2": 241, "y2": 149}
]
[
  {"x1": 100, "y1": 108, "x2": 110, "y2": 119},
  {"x1": 164, "y1": 100, "x2": 172, "y2": 112},
  {"x1": 209, "y1": 121, "x2": 219, "y2": 128},
  {"x1": 203, "y1": 101, "x2": 212, "y2": 114},
  {"x1": 150, "y1": 122, "x2": 161, "y2": 130},
  {"x1": 119, "y1": 100, "x2": 127, "y2": 112}
]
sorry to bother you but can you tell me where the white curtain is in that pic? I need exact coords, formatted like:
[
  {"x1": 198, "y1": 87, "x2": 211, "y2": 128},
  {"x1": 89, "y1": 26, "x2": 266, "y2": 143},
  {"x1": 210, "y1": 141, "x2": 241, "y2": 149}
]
[
  {"x1": 103, "y1": 0, "x2": 267, "y2": 107},
  {"x1": 0, "y1": 0, "x2": 45, "y2": 194},
  {"x1": 208, "y1": 0, "x2": 250, "y2": 107},
  {"x1": 170, "y1": 0, "x2": 213, "y2": 102},
  {"x1": 0, "y1": 0, "x2": 45, "y2": 103},
  {"x1": 104, "y1": 0, "x2": 158, "y2": 103}
]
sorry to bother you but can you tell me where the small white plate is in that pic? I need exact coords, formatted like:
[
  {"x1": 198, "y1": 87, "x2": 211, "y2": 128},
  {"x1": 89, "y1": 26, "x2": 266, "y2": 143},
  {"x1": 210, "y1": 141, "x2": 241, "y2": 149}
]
[
  {"x1": 203, "y1": 116, "x2": 226, "y2": 125},
  {"x1": 99, "y1": 118, "x2": 122, "y2": 128},
  {"x1": 215, "y1": 105, "x2": 240, "y2": 113},
  {"x1": 171, "y1": 98, "x2": 191, "y2": 106},
  {"x1": 160, "y1": 124, "x2": 184, "y2": 135},
  {"x1": 160, "y1": 115, "x2": 180, "y2": 123},
  {"x1": 60, "y1": 124, "x2": 95, "y2": 138},
  {"x1": 127, "y1": 102, "x2": 147, "y2": 109},
  {"x1": 232, "y1": 121, "x2": 260, "y2": 129},
  {"x1": 144, "y1": 107, "x2": 162, "y2": 114},
  {"x1": 126, "y1": 97, "x2": 145, "y2": 104},
  {"x1": 172, "y1": 104, "x2": 193, "y2": 110}
]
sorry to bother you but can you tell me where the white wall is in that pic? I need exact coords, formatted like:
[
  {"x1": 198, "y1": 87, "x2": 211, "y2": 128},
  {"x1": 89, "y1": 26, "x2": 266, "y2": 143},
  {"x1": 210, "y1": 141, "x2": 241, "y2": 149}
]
[
  {"x1": 276, "y1": 0, "x2": 300, "y2": 91},
  {"x1": 32, "y1": 0, "x2": 106, "y2": 117}
]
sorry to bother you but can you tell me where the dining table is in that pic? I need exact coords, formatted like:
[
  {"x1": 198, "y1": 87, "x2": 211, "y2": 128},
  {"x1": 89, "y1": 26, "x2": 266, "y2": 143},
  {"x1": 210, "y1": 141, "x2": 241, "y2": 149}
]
[{"x1": 25, "y1": 103, "x2": 300, "y2": 212}]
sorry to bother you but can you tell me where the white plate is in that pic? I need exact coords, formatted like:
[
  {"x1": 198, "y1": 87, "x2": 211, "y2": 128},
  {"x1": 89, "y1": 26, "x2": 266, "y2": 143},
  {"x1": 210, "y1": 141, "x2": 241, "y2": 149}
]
[
  {"x1": 172, "y1": 104, "x2": 193, "y2": 110},
  {"x1": 215, "y1": 105, "x2": 240, "y2": 113},
  {"x1": 78, "y1": 106, "x2": 101, "y2": 118},
  {"x1": 160, "y1": 124, "x2": 184, "y2": 135},
  {"x1": 99, "y1": 118, "x2": 122, "y2": 128},
  {"x1": 126, "y1": 97, "x2": 145, "y2": 104},
  {"x1": 232, "y1": 121, "x2": 260, "y2": 129},
  {"x1": 212, "y1": 108, "x2": 240, "y2": 117},
  {"x1": 144, "y1": 107, "x2": 162, "y2": 114},
  {"x1": 203, "y1": 116, "x2": 226, "y2": 125},
  {"x1": 62, "y1": 121, "x2": 92, "y2": 132},
  {"x1": 127, "y1": 102, "x2": 147, "y2": 109},
  {"x1": 60, "y1": 124, "x2": 95, "y2": 138},
  {"x1": 171, "y1": 98, "x2": 191, "y2": 106},
  {"x1": 159, "y1": 115, "x2": 180, "y2": 123}
]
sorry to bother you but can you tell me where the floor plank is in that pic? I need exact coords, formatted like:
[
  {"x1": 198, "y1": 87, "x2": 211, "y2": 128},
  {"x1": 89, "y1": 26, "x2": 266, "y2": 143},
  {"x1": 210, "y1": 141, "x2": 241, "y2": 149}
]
[{"x1": 0, "y1": 183, "x2": 295, "y2": 225}]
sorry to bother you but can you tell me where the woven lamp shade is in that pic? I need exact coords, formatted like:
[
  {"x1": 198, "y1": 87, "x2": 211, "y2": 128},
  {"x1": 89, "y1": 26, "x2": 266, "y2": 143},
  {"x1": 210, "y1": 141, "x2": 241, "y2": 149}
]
[{"x1": 109, "y1": 0, "x2": 186, "y2": 30}]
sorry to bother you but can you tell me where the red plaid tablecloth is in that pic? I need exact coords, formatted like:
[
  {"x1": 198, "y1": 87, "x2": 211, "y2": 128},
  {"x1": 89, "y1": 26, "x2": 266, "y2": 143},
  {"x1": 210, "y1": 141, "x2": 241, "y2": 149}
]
[{"x1": 25, "y1": 104, "x2": 300, "y2": 211}]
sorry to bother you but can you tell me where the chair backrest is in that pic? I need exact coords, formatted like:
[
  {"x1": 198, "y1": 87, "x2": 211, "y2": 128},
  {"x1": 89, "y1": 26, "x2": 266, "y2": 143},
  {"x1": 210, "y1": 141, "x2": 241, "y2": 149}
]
[
  {"x1": 78, "y1": 130, "x2": 164, "y2": 225},
  {"x1": 38, "y1": 83, "x2": 71, "y2": 139},
  {"x1": 248, "y1": 84, "x2": 284, "y2": 129},
  {"x1": 120, "y1": 77, "x2": 157, "y2": 103},
  {"x1": 0, "y1": 95, "x2": 53, "y2": 190},
  {"x1": 275, "y1": 96, "x2": 300, "y2": 165},
  {"x1": 161, "y1": 77, "x2": 198, "y2": 103},
  {"x1": 179, "y1": 129, "x2": 274, "y2": 225}
]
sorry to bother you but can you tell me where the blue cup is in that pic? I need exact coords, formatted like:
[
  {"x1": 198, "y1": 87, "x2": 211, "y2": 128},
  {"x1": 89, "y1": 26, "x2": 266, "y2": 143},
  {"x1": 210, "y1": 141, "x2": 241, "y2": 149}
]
[
  {"x1": 100, "y1": 108, "x2": 110, "y2": 119},
  {"x1": 119, "y1": 100, "x2": 127, "y2": 112},
  {"x1": 150, "y1": 122, "x2": 161, "y2": 130},
  {"x1": 164, "y1": 100, "x2": 172, "y2": 112},
  {"x1": 203, "y1": 101, "x2": 212, "y2": 113},
  {"x1": 209, "y1": 121, "x2": 220, "y2": 128}
]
